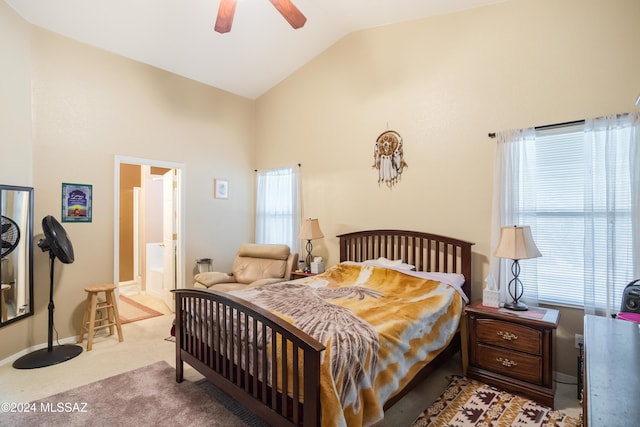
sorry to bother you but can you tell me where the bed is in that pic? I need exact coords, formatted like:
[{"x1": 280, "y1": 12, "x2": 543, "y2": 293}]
[{"x1": 173, "y1": 229, "x2": 473, "y2": 426}]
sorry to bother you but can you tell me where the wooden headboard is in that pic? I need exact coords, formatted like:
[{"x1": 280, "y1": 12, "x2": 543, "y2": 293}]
[{"x1": 338, "y1": 229, "x2": 474, "y2": 299}]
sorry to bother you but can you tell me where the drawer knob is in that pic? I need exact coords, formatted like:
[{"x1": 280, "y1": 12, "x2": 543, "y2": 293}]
[
  {"x1": 497, "y1": 331, "x2": 518, "y2": 341},
  {"x1": 497, "y1": 357, "x2": 518, "y2": 368}
]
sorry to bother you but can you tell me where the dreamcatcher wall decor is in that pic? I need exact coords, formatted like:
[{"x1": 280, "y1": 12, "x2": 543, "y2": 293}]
[{"x1": 372, "y1": 130, "x2": 407, "y2": 188}]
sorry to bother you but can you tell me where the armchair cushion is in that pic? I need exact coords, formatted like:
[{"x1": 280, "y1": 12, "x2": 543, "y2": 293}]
[{"x1": 192, "y1": 243, "x2": 298, "y2": 291}]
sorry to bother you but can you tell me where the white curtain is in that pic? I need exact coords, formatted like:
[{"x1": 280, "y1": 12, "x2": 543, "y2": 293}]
[
  {"x1": 489, "y1": 128, "x2": 539, "y2": 307},
  {"x1": 255, "y1": 166, "x2": 301, "y2": 255},
  {"x1": 583, "y1": 112, "x2": 640, "y2": 316}
]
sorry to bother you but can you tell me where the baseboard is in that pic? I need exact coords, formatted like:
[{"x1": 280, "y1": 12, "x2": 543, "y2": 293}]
[
  {"x1": 554, "y1": 371, "x2": 577, "y2": 385},
  {"x1": 0, "y1": 335, "x2": 80, "y2": 367}
]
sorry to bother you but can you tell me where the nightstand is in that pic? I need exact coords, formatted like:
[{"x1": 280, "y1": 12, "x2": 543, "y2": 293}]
[
  {"x1": 464, "y1": 301, "x2": 560, "y2": 408},
  {"x1": 290, "y1": 271, "x2": 316, "y2": 280}
]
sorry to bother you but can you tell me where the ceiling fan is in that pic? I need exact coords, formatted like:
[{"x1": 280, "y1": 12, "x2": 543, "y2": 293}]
[{"x1": 215, "y1": 0, "x2": 307, "y2": 34}]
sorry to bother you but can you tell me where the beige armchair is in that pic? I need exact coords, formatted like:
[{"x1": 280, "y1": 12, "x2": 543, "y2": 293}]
[{"x1": 193, "y1": 243, "x2": 298, "y2": 292}]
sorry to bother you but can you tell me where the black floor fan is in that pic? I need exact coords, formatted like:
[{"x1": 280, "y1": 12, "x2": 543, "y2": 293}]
[{"x1": 13, "y1": 215, "x2": 83, "y2": 369}]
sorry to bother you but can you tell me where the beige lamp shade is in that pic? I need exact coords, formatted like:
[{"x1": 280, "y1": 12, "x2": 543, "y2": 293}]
[
  {"x1": 299, "y1": 218, "x2": 324, "y2": 240},
  {"x1": 494, "y1": 226, "x2": 541, "y2": 260}
]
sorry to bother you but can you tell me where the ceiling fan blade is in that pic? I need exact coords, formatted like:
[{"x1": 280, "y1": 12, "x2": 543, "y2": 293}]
[
  {"x1": 269, "y1": 0, "x2": 307, "y2": 29},
  {"x1": 215, "y1": 0, "x2": 238, "y2": 33}
]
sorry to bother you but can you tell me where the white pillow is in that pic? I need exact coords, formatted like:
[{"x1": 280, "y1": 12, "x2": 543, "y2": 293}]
[{"x1": 361, "y1": 257, "x2": 415, "y2": 271}]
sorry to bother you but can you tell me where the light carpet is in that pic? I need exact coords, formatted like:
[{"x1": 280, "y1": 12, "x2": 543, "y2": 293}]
[
  {"x1": 411, "y1": 375, "x2": 580, "y2": 427},
  {"x1": 118, "y1": 295, "x2": 163, "y2": 324},
  {"x1": 1, "y1": 360, "x2": 268, "y2": 427}
]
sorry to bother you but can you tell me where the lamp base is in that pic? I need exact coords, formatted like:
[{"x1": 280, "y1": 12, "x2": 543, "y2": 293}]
[
  {"x1": 304, "y1": 239, "x2": 313, "y2": 274},
  {"x1": 504, "y1": 301, "x2": 528, "y2": 311},
  {"x1": 13, "y1": 344, "x2": 83, "y2": 369}
]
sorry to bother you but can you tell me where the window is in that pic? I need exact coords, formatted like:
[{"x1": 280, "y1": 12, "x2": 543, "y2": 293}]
[
  {"x1": 494, "y1": 113, "x2": 639, "y2": 314},
  {"x1": 255, "y1": 167, "x2": 300, "y2": 255}
]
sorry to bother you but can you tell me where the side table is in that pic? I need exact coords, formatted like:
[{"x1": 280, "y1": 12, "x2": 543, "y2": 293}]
[{"x1": 465, "y1": 301, "x2": 560, "y2": 407}]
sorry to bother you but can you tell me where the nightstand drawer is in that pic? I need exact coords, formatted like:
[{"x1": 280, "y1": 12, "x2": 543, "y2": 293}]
[
  {"x1": 476, "y1": 343, "x2": 543, "y2": 384},
  {"x1": 475, "y1": 318, "x2": 542, "y2": 355}
]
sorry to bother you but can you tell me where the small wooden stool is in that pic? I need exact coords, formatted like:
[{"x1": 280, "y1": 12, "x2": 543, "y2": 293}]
[{"x1": 78, "y1": 284, "x2": 124, "y2": 351}]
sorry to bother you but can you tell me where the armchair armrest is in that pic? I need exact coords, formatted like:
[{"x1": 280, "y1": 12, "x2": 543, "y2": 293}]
[
  {"x1": 194, "y1": 271, "x2": 233, "y2": 288},
  {"x1": 284, "y1": 252, "x2": 299, "y2": 280}
]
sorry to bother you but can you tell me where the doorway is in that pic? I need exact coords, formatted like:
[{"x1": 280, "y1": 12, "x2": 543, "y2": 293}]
[{"x1": 114, "y1": 156, "x2": 185, "y2": 313}]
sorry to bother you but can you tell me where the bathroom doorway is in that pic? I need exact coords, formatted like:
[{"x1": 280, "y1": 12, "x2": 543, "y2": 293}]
[{"x1": 114, "y1": 156, "x2": 185, "y2": 313}]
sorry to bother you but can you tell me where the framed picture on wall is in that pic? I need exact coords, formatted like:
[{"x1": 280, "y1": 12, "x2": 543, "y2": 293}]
[
  {"x1": 61, "y1": 183, "x2": 93, "y2": 223},
  {"x1": 214, "y1": 179, "x2": 228, "y2": 199}
]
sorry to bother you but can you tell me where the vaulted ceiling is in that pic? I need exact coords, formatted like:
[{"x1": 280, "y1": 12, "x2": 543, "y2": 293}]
[{"x1": 5, "y1": 0, "x2": 504, "y2": 99}]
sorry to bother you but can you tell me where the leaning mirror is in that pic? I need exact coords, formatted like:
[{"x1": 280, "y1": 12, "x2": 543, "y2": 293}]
[{"x1": 0, "y1": 185, "x2": 34, "y2": 327}]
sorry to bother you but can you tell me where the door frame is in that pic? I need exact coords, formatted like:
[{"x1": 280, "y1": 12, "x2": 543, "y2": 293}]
[{"x1": 113, "y1": 155, "x2": 186, "y2": 303}]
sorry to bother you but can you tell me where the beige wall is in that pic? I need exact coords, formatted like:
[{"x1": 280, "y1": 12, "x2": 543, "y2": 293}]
[
  {"x1": 255, "y1": 0, "x2": 640, "y2": 376},
  {"x1": 0, "y1": 6, "x2": 256, "y2": 360},
  {"x1": 0, "y1": 0, "x2": 32, "y2": 186}
]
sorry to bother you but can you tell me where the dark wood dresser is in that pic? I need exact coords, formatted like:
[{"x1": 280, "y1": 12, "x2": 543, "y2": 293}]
[
  {"x1": 465, "y1": 302, "x2": 560, "y2": 407},
  {"x1": 583, "y1": 315, "x2": 640, "y2": 426}
]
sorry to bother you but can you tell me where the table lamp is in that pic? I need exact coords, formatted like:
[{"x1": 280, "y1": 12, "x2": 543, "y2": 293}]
[
  {"x1": 298, "y1": 218, "x2": 323, "y2": 273},
  {"x1": 494, "y1": 225, "x2": 541, "y2": 311}
]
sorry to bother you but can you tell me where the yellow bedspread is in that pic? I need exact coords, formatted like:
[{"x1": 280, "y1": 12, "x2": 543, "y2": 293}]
[{"x1": 230, "y1": 263, "x2": 464, "y2": 427}]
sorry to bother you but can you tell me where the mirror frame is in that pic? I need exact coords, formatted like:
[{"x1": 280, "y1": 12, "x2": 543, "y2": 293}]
[{"x1": 0, "y1": 185, "x2": 34, "y2": 328}]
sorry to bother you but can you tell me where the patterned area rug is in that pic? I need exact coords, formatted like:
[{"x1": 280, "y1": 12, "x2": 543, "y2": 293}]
[
  {"x1": 411, "y1": 375, "x2": 580, "y2": 427},
  {"x1": 118, "y1": 295, "x2": 163, "y2": 324}
]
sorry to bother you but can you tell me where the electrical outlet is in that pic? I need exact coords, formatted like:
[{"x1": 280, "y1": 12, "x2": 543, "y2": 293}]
[{"x1": 574, "y1": 334, "x2": 584, "y2": 349}]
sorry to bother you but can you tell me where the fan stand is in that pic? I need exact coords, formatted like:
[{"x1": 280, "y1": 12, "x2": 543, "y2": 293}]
[{"x1": 13, "y1": 252, "x2": 83, "y2": 369}]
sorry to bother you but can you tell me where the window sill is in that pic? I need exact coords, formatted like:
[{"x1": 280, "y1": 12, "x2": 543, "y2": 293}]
[{"x1": 538, "y1": 299, "x2": 583, "y2": 311}]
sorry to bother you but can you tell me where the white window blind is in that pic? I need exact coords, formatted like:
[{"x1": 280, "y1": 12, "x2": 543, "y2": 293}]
[{"x1": 518, "y1": 124, "x2": 635, "y2": 308}]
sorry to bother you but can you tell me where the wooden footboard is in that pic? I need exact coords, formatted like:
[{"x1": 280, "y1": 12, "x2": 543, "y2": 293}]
[{"x1": 172, "y1": 288, "x2": 325, "y2": 427}]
